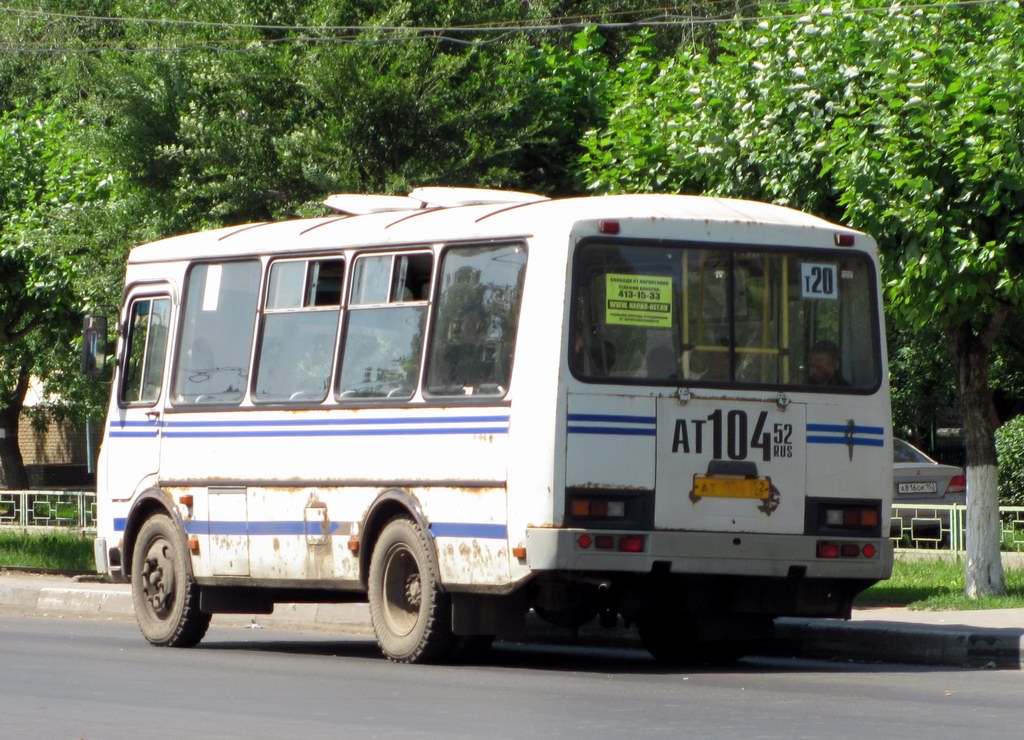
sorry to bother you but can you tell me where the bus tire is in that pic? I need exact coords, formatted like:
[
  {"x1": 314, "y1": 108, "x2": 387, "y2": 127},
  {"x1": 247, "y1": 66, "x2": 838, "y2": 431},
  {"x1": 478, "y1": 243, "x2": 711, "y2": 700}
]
[
  {"x1": 131, "y1": 514, "x2": 211, "y2": 648},
  {"x1": 368, "y1": 516, "x2": 455, "y2": 663}
]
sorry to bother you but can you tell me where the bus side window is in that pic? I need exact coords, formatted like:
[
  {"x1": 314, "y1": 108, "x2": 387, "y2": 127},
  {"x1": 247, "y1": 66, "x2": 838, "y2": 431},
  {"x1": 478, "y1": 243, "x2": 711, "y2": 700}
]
[
  {"x1": 254, "y1": 258, "x2": 343, "y2": 404},
  {"x1": 337, "y1": 252, "x2": 432, "y2": 401},
  {"x1": 172, "y1": 261, "x2": 261, "y2": 405},
  {"x1": 425, "y1": 244, "x2": 527, "y2": 397},
  {"x1": 121, "y1": 297, "x2": 171, "y2": 405}
]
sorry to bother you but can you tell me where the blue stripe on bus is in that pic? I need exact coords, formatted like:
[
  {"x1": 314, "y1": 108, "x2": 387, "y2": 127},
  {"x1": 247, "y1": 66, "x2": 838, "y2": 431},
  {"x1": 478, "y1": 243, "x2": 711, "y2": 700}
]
[
  {"x1": 567, "y1": 426, "x2": 658, "y2": 437},
  {"x1": 567, "y1": 413, "x2": 657, "y2": 425},
  {"x1": 110, "y1": 416, "x2": 510, "y2": 439},
  {"x1": 113, "y1": 518, "x2": 507, "y2": 540},
  {"x1": 806, "y1": 423, "x2": 885, "y2": 435},
  {"x1": 182, "y1": 520, "x2": 345, "y2": 536},
  {"x1": 161, "y1": 415, "x2": 510, "y2": 428},
  {"x1": 806, "y1": 435, "x2": 885, "y2": 447},
  {"x1": 162, "y1": 426, "x2": 507, "y2": 439}
]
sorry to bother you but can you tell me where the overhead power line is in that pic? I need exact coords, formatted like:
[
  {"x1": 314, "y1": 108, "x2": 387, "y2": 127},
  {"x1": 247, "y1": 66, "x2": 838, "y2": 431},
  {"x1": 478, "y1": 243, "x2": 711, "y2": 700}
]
[{"x1": 0, "y1": 0, "x2": 1012, "y2": 55}]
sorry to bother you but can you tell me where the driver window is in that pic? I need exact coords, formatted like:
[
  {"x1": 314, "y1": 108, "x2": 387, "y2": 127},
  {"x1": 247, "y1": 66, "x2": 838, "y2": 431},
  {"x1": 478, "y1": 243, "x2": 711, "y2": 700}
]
[{"x1": 121, "y1": 296, "x2": 171, "y2": 405}]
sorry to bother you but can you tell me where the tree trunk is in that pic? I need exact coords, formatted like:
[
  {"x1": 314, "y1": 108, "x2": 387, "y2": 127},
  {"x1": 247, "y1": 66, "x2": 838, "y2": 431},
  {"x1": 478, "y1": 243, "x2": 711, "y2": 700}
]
[
  {"x1": 947, "y1": 310, "x2": 1007, "y2": 597},
  {"x1": 0, "y1": 364, "x2": 31, "y2": 489}
]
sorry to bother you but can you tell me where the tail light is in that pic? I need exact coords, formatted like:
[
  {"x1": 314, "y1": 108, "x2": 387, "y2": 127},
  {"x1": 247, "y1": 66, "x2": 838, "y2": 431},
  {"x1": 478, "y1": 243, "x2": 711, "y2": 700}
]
[
  {"x1": 618, "y1": 535, "x2": 645, "y2": 553},
  {"x1": 825, "y1": 507, "x2": 879, "y2": 528},
  {"x1": 571, "y1": 498, "x2": 627, "y2": 519},
  {"x1": 807, "y1": 498, "x2": 883, "y2": 537},
  {"x1": 946, "y1": 475, "x2": 967, "y2": 496},
  {"x1": 575, "y1": 533, "x2": 647, "y2": 552},
  {"x1": 817, "y1": 541, "x2": 878, "y2": 559}
]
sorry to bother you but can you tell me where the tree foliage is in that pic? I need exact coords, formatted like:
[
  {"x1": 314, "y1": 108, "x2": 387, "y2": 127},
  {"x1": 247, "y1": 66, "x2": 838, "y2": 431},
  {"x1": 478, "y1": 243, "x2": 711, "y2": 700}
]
[
  {"x1": 0, "y1": 101, "x2": 117, "y2": 485},
  {"x1": 996, "y1": 415, "x2": 1024, "y2": 508}
]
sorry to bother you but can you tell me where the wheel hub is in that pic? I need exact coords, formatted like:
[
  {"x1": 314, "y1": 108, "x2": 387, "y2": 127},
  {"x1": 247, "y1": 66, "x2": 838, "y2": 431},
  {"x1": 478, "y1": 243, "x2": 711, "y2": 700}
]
[
  {"x1": 404, "y1": 574, "x2": 422, "y2": 607},
  {"x1": 141, "y1": 540, "x2": 175, "y2": 616}
]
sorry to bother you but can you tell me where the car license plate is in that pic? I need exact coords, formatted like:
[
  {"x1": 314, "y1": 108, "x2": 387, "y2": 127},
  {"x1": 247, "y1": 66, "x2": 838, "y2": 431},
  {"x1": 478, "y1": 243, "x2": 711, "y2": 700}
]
[
  {"x1": 693, "y1": 476, "x2": 770, "y2": 500},
  {"x1": 898, "y1": 481, "x2": 938, "y2": 494}
]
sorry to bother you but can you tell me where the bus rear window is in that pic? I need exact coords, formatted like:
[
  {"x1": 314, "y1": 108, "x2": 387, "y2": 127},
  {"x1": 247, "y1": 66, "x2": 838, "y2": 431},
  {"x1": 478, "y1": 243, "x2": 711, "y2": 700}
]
[{"x1": 570, "y1": 241, "x2": 880, "y2": 391}]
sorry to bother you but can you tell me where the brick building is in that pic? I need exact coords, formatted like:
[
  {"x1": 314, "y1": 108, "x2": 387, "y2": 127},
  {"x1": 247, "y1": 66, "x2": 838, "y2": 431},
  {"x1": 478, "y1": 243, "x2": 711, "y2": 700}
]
[{"x1": 0, "y1": 379, "x2": 98, "y2": 489}]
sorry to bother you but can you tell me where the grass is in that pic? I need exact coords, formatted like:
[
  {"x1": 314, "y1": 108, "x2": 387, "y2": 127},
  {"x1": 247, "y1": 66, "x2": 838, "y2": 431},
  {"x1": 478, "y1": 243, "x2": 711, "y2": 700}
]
[
  {"x1": 0, "y1": 531, "x2": 95, "y2": 572},
  {"x1": 856, "y1": 556, "x2": 1024, "y2": 610}
]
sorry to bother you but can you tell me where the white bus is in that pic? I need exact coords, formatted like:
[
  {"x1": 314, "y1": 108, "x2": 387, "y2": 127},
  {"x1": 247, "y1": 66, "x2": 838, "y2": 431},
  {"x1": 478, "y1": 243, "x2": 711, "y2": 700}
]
[{"x1": 87, "y1": 188, "x2": 893, "y2": 663}]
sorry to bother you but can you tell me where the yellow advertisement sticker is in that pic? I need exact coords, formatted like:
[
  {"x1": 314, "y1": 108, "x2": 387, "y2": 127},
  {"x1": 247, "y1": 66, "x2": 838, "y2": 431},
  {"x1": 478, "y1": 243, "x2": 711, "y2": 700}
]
[{"x1": 605, "y1": 274, "x2": 673, "y2": 327}]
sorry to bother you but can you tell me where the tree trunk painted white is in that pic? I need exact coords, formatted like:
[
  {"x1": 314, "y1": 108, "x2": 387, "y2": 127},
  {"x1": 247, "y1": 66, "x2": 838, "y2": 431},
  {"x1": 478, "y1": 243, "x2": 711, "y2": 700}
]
[
  {"x1": 946, "y1": 309, "x2": 1008, "y2": 598},
  {"x1": 964, "y1": 464, "x2": 1005, "y2": 598}
]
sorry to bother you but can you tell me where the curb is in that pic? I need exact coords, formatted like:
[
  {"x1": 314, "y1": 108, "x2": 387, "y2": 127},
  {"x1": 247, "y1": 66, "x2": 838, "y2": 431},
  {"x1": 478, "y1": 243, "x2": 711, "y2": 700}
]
[
  {"x1": 0, "y1": 579, "x2": 133, "y2": 615},
  {"x1": 532, "y1": 616, "x2": 1024, "y2": 670},
  {"x1": 2, "y1": 577, "x2": 1021, "y2": 669},
  {"x1": 771, "y1": 618, "x2": 1024, "y2": 670}
]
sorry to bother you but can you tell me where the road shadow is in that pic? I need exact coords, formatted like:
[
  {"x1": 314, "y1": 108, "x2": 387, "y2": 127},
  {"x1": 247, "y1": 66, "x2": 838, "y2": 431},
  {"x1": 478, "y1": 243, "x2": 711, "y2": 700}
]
[{"x1": 196, "y1": 628, "x2": 959, "y2": 676}]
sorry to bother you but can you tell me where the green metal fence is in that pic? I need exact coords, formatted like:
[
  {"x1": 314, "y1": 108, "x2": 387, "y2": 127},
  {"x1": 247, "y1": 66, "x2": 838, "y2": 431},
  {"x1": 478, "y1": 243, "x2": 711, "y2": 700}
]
[
  {"x1": 891, "y1": 503, "x2": 1024, "y2": 553},
  {"x1": 0, "y1": 490, "x2": 96, "y2": 531}
]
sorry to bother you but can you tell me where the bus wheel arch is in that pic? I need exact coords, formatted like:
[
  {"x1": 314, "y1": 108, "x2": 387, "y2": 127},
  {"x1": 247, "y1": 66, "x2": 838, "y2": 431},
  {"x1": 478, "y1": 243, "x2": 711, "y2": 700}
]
[
  {"x1": 122, "y1": 488, "x2": 194, "y2": 583},
  {"x1": 358, "y1": 489, "x2": 435, "y2": 589}
]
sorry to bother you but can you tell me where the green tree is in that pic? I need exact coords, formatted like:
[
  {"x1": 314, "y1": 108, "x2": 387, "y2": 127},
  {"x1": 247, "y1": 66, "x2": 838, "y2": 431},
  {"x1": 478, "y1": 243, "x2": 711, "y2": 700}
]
[
  {"x1": 0, "y1": 102, "x2": 116, "y2": 487},
  {"x1": 582, "y1": 2, "x2": 1024, "y2": 596},
  {"x1": 80, "y1": 0, "x2": 609, "y2": 232},
  {"x1": 828, "y1": 3, "x2": 1024, "y2": 597},
  {"x1": 889, "y1": 324, "x2": 958, "y2": 450}
]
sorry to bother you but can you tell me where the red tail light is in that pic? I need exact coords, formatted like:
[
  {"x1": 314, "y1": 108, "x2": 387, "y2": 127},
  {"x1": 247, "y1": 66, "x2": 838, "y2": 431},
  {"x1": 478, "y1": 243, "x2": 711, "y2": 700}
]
[
  {"x1": 618, "y1": 535, "x2": 645, "y2": 553},
  {"x1": 946, "y1": 475, "x2": 967, "y2": 496},
  {"x1": 817, "y1": 542, "x2": 840, "y2": 559}
]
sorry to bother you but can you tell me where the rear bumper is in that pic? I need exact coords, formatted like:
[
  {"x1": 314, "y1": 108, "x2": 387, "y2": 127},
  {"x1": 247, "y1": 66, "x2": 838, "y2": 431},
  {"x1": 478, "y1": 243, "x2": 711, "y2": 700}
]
[{"x1": 524, "y1": 527, "x2": 893, "y2": 581}]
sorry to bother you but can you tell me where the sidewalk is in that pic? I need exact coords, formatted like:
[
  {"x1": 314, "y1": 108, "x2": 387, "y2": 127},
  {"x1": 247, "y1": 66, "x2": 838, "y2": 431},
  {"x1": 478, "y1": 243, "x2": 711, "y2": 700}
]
[{"x1": 1, "y1": 570, "x2": 1021, "y2": 669}]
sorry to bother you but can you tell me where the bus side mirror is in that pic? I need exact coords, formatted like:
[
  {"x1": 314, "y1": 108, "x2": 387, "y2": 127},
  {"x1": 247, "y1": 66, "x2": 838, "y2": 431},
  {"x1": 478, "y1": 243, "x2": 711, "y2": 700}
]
[{"x1": 81, "y1": 314, "x2": 110, "y2": 378}]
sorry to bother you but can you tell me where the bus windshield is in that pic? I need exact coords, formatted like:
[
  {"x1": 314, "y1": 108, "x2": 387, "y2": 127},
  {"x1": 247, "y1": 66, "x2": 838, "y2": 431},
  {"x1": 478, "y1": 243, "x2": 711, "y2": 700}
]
[{"x1": 570, "y1": 240, "x2": 880, "y2": 391}]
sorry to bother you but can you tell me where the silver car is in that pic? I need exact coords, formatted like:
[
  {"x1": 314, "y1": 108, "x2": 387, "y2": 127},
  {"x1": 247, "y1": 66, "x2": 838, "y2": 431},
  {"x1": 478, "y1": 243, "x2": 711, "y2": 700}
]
[
  {"x1": 893, "y1": 438, "x2": 966, "y2": 505},
  {"x1": 890, "y1": 438, "x2": 966, "y2": 544}
]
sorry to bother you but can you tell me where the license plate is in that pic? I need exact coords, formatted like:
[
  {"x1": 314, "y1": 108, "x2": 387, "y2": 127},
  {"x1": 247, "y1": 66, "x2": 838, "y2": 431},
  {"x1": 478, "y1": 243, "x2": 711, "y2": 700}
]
[
  {"x1": 898, "y1": 481, "x2": 938, "y2": 494},
  {"x1": 693, "y1": 476, "x2": 771, "y2": 500}
]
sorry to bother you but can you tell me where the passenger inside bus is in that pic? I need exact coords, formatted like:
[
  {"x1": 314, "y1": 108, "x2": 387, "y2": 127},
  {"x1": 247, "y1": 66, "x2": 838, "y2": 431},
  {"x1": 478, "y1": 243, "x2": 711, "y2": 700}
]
[
  {"x1": 436, "y1": 304, "x2": 492, "y2": 388},
  {"x1": 806, "y1": 339, "x2": 849, "y2": 386}
]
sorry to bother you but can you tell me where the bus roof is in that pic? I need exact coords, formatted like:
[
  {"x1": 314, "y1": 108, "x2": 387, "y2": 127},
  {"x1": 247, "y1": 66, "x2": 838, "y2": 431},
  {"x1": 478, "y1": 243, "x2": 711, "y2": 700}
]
[{"x1": 127, "y1": 193, "x2": 861, "y2": 264}]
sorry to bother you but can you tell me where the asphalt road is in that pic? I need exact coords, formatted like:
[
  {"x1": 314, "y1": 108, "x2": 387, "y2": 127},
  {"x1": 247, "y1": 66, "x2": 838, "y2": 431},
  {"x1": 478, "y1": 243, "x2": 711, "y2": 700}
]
[{"x1": 1, "y1": 614, "x2": 1021, "y2": 739}]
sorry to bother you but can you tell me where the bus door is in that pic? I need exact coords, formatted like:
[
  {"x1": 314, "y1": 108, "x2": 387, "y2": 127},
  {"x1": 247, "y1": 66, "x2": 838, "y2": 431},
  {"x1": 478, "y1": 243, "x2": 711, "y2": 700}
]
[{"x1": 106, "y1": 288, "x2": 173, "y2": 500}]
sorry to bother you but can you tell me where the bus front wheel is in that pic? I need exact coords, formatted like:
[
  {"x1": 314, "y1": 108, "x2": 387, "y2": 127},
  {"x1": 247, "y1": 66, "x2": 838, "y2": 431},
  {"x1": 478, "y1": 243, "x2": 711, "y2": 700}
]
[
  {"x1": 130, "y1": 514, "x2": 210, "y2": 647},
  {"x1": 368, "y1": 516, "x2": 456, "y2": 663}
]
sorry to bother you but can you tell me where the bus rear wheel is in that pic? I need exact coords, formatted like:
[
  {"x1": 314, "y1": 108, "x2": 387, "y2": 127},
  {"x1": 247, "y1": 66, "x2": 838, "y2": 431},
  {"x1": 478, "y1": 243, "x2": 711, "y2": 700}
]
[
  {"x1": 368, "y1": 516, "x2": 455, "y2": 663},
  {"x1": 130, "y1": 514, "x2": 210, "y2": 647}
]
